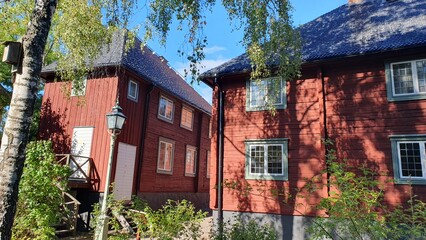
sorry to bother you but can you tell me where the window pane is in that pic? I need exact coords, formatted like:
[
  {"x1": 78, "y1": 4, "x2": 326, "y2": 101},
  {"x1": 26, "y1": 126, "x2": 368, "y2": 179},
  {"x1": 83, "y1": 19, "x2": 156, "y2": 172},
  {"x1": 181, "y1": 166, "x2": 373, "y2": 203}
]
[
  {"x1": 250, "y1": 78, "x2": 283, "y2": 107},
  {"x1": 250, "y1": 146, "x2": 265, "y2": 174},
  {"x1": 267, "y1": 79, "x2": 282, "y2": 105},
  {"x1": 185, "y1": 147, "x2": 196, "y2": 175},
  {"x1": 158, "y1": 142, "x2": 166, "y2": 169},
  {"x1": 165, "y1": 144, "x2": 172, "y2": 169},
  {"x1": 158, "y1": 141, "x2": 173, "y2": 172},
  {"x1": 181, "y1": 107, "x2": 193, "y2": 129},
  {"x1": 399, "y1": 142, "x2": 423, "y2": 177},
  {"x1": 71, "y1": 77, "x2": 87, "y2": 96},
  {"x1": 128, "y1": 81, "x2": 138, "y2": 99},
  {"x1": 392, "y1": 63, "x2": 414, "y2": 94},
  {"x1": 416, "y1": 60, "x2": 426, "y2": 93},
  {"x1": 267, "y1": 145, "x2": 283, "y2": 174},
  {"x1": 250, "y1": 80, "x2": 266, "y2": 107},
  {"x1": 159, "y1": 97, "x2": 173, "y2": 120}
]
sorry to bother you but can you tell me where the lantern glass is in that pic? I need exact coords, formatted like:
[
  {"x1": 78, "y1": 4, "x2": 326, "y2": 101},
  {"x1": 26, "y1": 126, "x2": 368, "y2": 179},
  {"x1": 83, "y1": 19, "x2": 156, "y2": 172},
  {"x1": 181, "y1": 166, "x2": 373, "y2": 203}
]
[{"x1": 106, "y1": 103, "x2": 127, "y2": 131}]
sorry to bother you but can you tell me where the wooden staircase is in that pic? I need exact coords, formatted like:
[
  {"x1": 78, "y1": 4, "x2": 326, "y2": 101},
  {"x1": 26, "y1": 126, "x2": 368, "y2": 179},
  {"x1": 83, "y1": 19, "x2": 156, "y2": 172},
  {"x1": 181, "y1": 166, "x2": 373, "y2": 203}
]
[
  {"x1": 111, "y1": 203, "x2": 146, "y2": 237},
  {"x1": 55, "y1": 191, "x2": 81, "y2": 237}
]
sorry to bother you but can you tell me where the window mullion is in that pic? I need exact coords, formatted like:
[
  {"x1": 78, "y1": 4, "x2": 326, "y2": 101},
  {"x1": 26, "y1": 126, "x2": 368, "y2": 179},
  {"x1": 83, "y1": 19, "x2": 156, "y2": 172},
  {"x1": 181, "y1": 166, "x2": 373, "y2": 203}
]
[
  {"x1": 264, "y1": 144, "x2": 268, "y2": 174},
  {"x1": 412, "y1": 60, "x2": 419, "y2": 94}
]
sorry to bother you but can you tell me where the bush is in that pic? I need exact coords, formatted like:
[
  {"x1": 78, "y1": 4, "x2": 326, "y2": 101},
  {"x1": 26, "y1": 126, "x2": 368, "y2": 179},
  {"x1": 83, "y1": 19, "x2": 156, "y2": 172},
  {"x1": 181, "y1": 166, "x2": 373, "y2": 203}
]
[
  {"x1": 12, "y1": 141, "x2": 71, "y2": 240},
  {"x1": 211, "y1": 217, "x2": 277, "y2": 240},
  {"x1": 141, "y1": 199, "x2": 207, "y2": 240},
  {"x1": 307, "y1": 140, "x2": 426, "y2": 240}
]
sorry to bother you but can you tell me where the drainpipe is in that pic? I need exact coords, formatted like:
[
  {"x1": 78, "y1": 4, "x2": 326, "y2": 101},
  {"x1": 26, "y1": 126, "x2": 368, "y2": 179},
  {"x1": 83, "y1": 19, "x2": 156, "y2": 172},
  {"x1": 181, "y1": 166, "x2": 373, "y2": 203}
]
[
  {"x1": 319, "y1": 66, "x2": 330, "y2": 196},
  {"x1": 214, "y1": 75, "x2": 225, "y2": 237},
  {"x1": 135, "y1": 84, "x2": 155, "y2": 193}
]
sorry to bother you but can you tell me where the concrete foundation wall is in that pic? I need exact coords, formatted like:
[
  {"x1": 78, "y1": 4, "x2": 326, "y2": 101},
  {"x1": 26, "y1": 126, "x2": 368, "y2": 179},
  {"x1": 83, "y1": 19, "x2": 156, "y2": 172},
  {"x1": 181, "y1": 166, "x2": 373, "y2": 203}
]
[
  {"x1": 138, "y1": 192, "x2": 209, "y2": 211},
  {"x1": 212, "y1": 210, "x2": 314, "y2": 240}
]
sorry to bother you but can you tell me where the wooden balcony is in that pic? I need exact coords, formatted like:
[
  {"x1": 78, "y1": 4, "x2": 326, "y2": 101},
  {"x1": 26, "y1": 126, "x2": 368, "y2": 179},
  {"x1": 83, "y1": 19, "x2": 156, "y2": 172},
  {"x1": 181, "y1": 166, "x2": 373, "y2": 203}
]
[{"x1": 56, "y1": 154, "x2": 94, "y2": 189}]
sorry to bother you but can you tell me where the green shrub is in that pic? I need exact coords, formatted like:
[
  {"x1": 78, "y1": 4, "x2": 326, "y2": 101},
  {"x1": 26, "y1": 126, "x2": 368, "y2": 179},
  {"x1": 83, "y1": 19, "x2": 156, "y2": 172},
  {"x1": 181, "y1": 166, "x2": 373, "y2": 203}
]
[
  {"x1": 211, "y1": 217, "x2": 277, "y2": 240},
  {"x1": 140, "y1": 199, "x2": 207, "y2": 240},
  {"x1": 12, "y1": 140, "x2": 71, "y2": 240},
  {"x1": 307, "y1": 140, "x2": 426, "y2": 240}
]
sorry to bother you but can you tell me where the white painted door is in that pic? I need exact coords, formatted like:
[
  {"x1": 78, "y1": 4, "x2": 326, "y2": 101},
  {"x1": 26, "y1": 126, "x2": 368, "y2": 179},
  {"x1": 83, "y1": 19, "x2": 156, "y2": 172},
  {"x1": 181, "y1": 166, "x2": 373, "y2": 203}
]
[
  {"x1": 70, "y1": 127, "x2": 94, "y2": 179},
  {"x1": 114, "y1": 142, "x2": 137, "y2": 201}
]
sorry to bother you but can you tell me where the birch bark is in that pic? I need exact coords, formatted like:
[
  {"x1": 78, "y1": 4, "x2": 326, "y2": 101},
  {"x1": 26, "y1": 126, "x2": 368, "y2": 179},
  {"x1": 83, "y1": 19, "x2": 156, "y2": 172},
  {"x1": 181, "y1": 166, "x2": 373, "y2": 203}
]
[{"x1": 0, "y1": 0, "x2": 57, "y2": 238}]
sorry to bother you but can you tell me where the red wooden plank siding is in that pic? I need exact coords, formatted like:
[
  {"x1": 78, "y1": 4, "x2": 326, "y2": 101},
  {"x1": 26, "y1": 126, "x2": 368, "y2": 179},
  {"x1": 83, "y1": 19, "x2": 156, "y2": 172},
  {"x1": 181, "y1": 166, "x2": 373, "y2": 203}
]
[
  {"x1": 207, "y1": 74, "x2": 327, "y2": 215},
  {"x1": 40, "y1": 76, "x2": 119, "y2": 191},
  {"x1": 138, "y1": 88, "x2": 210, "y2": 193},
  {"x1": 324, "y1": 54, "x2": 426, "y2": 205},
  {"x1": 209, "y1": 49, "x2": 426, "y2": 216}
]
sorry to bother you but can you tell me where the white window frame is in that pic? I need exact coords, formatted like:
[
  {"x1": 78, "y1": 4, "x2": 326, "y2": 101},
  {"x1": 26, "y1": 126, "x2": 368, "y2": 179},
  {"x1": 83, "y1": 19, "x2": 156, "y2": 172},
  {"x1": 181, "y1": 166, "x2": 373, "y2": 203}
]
[
  {"x1": 180, "y1": 105, "x2": 194, "y2": 131},
  {"x1": 71, "y1": 77, "x2": 87, "y2": 96},
  {"x1": 157, "y1": 137, "x2": 175, "y2": 175},
  {"x1": 390, "y1": 135, "x2": 426, "y2": 185},
  {"x1": 386, "y1": 58, "x2": 426, "y2": 101},
  {"x1": 158, "y1": 95, "x2": 174, "y2": 123},
  {"x1": 245, "y1": 139, "x2": 288, "y2": 180},
  {"x1": 185, "y1": 145, "x2": 197, "y2": 177},
  {"x1": 127, "y1": 80, "x2": 139, "y2": 102},
  {"x1": 246, "y1": 76, "x2": 286, "y2": 111}
]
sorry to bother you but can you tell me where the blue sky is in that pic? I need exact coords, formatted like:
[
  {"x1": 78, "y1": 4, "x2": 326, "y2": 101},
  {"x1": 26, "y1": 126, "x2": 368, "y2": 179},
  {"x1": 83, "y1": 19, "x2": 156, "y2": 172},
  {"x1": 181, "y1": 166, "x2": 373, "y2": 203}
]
[{"x1": 136, "y1": 0, "x2": 348, "y2": 104}]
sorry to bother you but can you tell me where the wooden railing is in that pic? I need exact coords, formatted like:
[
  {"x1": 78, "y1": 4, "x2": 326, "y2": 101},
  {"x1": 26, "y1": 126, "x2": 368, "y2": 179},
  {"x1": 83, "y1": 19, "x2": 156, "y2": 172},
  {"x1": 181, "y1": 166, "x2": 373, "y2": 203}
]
[
  {"x1": 56, "y1": 154, "x2": 93, "y2": 183},
  {"x1": 61, "y1": 191, "x2": 81, "y2": 236}
]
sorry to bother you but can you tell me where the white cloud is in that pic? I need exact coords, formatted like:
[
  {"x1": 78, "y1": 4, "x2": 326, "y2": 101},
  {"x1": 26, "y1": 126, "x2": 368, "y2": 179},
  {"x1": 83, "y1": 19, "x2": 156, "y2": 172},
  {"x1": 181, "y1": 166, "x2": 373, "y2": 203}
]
[
  {"x1": 204, "y1": 46, "x2": 226, "y2": 54},
  {"x1": 193, "y1": 83, "x2": 213, "y2": 105},
  {"x1": 173, "y1": 57, "x2": 229, "y2": 105},
  {"x1": 174, "y1": 57, "x2": 230, "y2": 77}
]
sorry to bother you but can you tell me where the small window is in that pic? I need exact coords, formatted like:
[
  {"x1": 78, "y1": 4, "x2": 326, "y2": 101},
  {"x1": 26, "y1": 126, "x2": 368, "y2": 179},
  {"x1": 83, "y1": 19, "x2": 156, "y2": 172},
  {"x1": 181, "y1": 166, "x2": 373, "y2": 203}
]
[
  {"x1": 246, "y1": 77, "x2": 286, "y2": 111},
  {"x1": 181, "y1": 106, "x2": 194, "y2": 130},
  {"x1": 390, "y1": 135, "x2": 426, "y2": 185},
  {"x1": 71, "y1": 77, "x2": 87, "y2": 96},
  {"x1": 158, "y1": 95, "x2": 174, "y2": 123},
  {"x1": 185, "y1": 145, "x2": 197, "y2": 177},
  {"x1": 128, "y1": 80, "x2": 139, "y2": 101},
  {"x1": 157, "y1": 137, "x2": 175, "y2": 174},
  {"x1": 245, "y1": 139, "x2": 288, "y2": 180},
  {"x1": 206, "y1": 150, "x2": 211, "y2": 178},
  {"x1": 386, "y1": 59, "x2": 426, "y2": 101}
]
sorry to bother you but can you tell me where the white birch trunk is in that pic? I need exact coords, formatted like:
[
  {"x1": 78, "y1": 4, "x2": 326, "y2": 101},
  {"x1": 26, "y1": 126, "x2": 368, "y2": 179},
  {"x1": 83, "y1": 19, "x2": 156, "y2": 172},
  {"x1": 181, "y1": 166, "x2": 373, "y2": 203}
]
[{"x1": 0, "y1": 0, "x2": 57, "y2": 239}]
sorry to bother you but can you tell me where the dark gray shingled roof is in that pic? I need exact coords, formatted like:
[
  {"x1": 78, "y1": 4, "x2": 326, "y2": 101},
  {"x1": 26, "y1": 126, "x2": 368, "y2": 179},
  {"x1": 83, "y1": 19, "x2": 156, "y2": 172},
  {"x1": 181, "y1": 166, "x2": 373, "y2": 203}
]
[
  {"x1": 200, "y1": 0, "x2": 426, "y2": 78},
  {"x1": 42, "y1": 31, "x2": 211, "y2": 115}
]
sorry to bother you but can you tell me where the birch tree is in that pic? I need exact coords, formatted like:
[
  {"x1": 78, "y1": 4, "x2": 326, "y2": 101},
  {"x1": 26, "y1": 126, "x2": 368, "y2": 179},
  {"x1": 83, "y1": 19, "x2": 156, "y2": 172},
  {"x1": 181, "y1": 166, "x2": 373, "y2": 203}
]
[{"x1": 0, "y1": 0, "x2": 301, "y2": 238}]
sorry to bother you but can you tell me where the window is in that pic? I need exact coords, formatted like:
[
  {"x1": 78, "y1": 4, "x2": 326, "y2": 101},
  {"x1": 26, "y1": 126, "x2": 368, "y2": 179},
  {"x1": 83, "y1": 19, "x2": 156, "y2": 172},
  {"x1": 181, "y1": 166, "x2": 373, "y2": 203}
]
[
  {"x1": 157, "y1": 137, "x2": 175, "y2": 174},
  {"x1": 185, "y1": 145, "x2": 197, "y2": 177},
  {"x1": 127, "y1": 80, "x2": 138, "y2": 101},
  {"x1": 386, "y1": 59, "x2": 426, "y2": 101},
  {"x1": 245, "y1": 139, "x2": 288, "y2": 180},
  {"x1": 71, "y1": 77, "x2": 87, "y2": 96},
  {"x1": 158, "y1": 95, "x2": 174, "y2": 123},
  {"x1": 390, "y1": 135, "x2": 426, "y2": 184},
  {"x1": 246, "y1": 76, "x2": 286, "y2": 111},
  {"x1": 206, "y1": 150, "x2": 211, "y2": 178},
  {"x1": 180, "y1": 106, "x2": 193, "y2": 130}
]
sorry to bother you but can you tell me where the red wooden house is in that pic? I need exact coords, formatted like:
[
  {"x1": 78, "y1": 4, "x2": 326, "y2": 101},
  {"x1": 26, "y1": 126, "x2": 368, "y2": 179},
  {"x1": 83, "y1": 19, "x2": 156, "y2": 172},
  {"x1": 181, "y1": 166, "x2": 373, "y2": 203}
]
[
  {"x1": 200, "y1": 0, "x2": 426, "y2": 239},
  {"x1": 39, "y1": 31, "x2": 212, "y2": 225}
]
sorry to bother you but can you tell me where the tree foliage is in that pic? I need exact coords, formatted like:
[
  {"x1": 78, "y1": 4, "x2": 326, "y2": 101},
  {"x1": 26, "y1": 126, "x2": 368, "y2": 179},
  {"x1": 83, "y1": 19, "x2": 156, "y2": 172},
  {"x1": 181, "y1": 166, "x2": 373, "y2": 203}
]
[
  {"x1": 12, "y1": 141, "x2": 70, "y2": 240},
  {"x1": 1, "y1": 0, "x2": 301, "y2": 83},
  {"x1": 0, "y1": 0, "x2": 301, "y2": 238}
]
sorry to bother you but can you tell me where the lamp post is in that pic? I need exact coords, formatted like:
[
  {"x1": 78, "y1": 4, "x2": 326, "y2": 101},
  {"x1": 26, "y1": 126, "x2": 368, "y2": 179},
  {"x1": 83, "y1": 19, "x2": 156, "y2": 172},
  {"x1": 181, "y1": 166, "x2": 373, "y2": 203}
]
[{"x1": 95, "y1": 99, "x2": 127, "y2": 240}]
